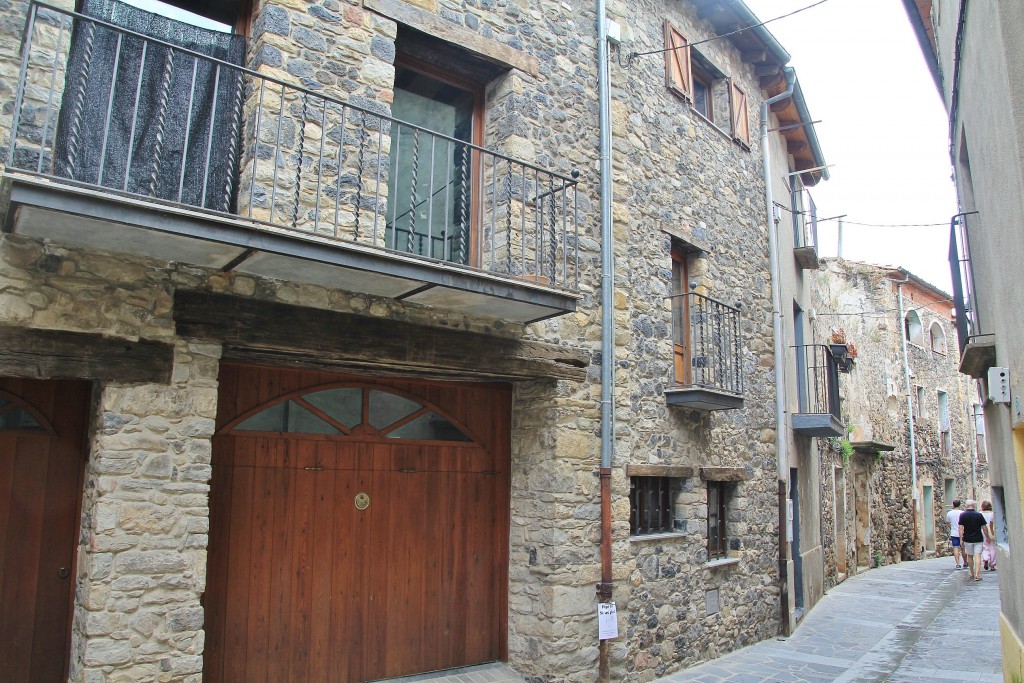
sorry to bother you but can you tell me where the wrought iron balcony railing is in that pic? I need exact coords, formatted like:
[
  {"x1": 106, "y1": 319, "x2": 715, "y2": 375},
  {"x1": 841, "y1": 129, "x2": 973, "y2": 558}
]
[
  {"x1": 949, "y1": 212, "x2": 982, "y2": 352},
  {"x1": 670, "y1": 291, "x2": 743, "y2": 396},
  {"x1": 6, "y1": 2, "x2": 580, "y2": 290},
  {"x1": 794, "y1": 343, "x2": 841, "y2": 419}
]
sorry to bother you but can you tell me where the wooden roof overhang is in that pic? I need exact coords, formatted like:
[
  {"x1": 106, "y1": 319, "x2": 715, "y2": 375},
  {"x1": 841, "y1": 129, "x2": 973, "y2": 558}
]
[{"x1": 767, "y1": 75, "x2": 828, "y2": 187}]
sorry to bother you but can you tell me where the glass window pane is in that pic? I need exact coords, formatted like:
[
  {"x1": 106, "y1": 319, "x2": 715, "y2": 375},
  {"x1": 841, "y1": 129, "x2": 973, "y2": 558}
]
[
  {"x1": 368, "y1": 391, "x2": 422, "y2": 430},
  {"x1": 286, "y1": 402, "x2": 340, "y2": 435},
  {"x1": 236, "y1": 402, "x2": 286, "y2": 431},
  {"x1": 303, "y1": 388, "x2": 362, "y2": 428},
  {"x1": 387, "y1": 67, "x2": 475, "y2": 264},
  {"x1": 0, "y1": 407, "x2": 43, "y2": 431},
  {"x1": 387, "y1": 412, "x2": 471, "y2": 441}
]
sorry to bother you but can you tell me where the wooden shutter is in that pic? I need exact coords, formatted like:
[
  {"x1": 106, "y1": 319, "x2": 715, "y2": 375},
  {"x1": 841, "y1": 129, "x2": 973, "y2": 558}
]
[
  {"x1": 664, "y1": 21, "x2": 692, "y2": 99},
  {"x1": 729, "y1": 81, "x2": 750, "y2": 145}
]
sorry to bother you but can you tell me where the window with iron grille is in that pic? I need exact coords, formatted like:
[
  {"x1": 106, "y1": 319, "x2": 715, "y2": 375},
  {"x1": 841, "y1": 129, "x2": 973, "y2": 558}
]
[
  {"x1": 630, "y1": 476, "x2": 676, "y2": 535},
  {"x1": 708, "y1": 481, "x2": 728, "y2": 560}
]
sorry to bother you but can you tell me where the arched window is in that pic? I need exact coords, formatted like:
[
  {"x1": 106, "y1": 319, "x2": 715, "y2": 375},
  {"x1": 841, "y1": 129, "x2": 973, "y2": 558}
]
[
  {"x1": 905, "y1": 310, "x2": 923, "y2": 345},
  {"x1": 0, "y1": 391, "x2": 54, "y2": 433},
  {"x1": 225, "y1": 386, "x2": 474, "y2": 442},
  {"x1": 930, "y1": 322, "x2": 946, "y2": 355}
]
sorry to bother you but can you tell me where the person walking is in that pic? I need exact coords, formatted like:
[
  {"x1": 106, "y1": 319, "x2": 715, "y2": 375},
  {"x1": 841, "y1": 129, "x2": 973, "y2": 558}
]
[
  {"x1": 959, "y1": 500, "x2": 990, "y2": 581},
  {"x1": 946, "y1": 499, "x2": 965, "y2": 569},
  {"x1": 982, "y1": 500, "x2": 997, "y2": 571}
]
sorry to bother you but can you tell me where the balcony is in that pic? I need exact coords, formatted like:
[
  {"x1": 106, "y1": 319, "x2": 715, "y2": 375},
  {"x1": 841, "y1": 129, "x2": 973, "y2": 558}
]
[
  {"x1": 2, "y1": 2, "x2": 580, "y2": 324},
  {"x1": 664, "y1": 292, "x2": 744, "y2": 411},
  {"x1": 793, "y1": 188, "x2": 819, "y2": 270},
  {"x1": 949, "y1": 212, "x2": 995, "y2": 377},
  {"x1": 792, "y1": 344, "x2": 843, "y2": 437}
]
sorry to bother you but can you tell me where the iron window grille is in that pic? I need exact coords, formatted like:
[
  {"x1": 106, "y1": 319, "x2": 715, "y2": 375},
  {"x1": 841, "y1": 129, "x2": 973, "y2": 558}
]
[{"x1": 630, "y1": 476, "x2": 675, "y2": 536}]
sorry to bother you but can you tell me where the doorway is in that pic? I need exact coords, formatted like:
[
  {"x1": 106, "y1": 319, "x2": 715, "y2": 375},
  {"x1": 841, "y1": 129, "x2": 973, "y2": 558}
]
[
  {"x1": 790, "y1": 467, "x2": 803, "y2": 610},
  {"x1": 834, "y1": 466, "x2": 847, "y2": 576},
  {"x1": 923, "y1": 485, "x2": 935, "y2": 552},
  {"x1": 203, "y1": 365, "x2": 511, "y2": 682},
  {"x1": 0, "y1": 378, "x2": 91, "y2": 682}
]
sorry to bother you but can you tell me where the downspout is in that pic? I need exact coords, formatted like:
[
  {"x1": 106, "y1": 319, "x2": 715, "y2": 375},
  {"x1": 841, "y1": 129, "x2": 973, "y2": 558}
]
[
  {"x1": 596, "y1": 0, "x2": 615, "y2": 680},
  {"x1": 761, "y1": 67, "x2": 796, "y2": 634},
  {"x1": 895, "y1": 277, "x2": 919, "y2": 558}
]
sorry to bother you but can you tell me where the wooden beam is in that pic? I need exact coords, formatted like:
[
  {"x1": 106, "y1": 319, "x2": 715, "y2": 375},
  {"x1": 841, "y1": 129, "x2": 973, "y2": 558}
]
[
  {"x1": 769, "y1": 98, "x2": 792, "y2": 113},
  {"x1": 786, "y1": 140, "x2": 808, "y2": 154},
  {"x1": 741, "y1": 50, "x2": 767, "y2": 64},
  {"x1": 173, "y1": 291, "x2": 589, "y2": 382},
  {"x1": 364, "y1": 0, "x2": 539, "y2": 77},
  {"x1": 626, "y1": 464, "x2": 697, "y2": 479},
  {"x1": 755, "y1": 63, "x2": 781, "y2": 77},
  {"x1": 700, "y1": 466, "x2": 748, "y2": 482},
  {"x1": 760, "y1": 73, "x2": 785, "y2": 91},
  {"x1": 0, "y1": 326, "x2": 173, "y2": 383}
]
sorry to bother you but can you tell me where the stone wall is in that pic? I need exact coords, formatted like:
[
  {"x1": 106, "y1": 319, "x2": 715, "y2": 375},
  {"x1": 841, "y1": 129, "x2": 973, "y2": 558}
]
[
  {"x1": 0, "y1": 0, "x2": 795, "y2": 680},
  {"x1": 811, "y1": 259, "x2": 987, "y2": 586}
]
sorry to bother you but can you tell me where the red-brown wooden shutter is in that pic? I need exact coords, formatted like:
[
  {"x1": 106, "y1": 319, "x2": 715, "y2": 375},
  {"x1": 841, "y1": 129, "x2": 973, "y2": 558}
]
[
  {"x1": 664, "y1": 22, "x2": 692, "y2": 99},
  {"x1": 729, "y1": 81, "x2": 750, "y2": 145}
]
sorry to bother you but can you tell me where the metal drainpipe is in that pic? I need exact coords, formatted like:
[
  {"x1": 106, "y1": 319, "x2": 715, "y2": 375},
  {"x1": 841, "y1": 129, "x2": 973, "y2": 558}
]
[
  {"x1": 895, "y1": 277, "x2": 919, "y2": 558},
  {"x1": 761, "y1": 67, "x2": 795, "y2": 634},
  {"x1": 596, "y1": 0, "x2": 615, "y2": 680}
]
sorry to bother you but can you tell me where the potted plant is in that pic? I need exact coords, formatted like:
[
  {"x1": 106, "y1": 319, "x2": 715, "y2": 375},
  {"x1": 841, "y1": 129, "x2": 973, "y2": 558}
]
[{"x1": 829, "y1": 328, "x2": 849, "y2": 360}]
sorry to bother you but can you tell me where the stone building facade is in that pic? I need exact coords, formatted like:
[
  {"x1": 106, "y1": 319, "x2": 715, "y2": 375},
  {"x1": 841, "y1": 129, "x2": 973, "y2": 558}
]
[
  {"x1": 810, "y1": 259, "x2": 985, "y2": 588},
  {"x1": 0, "y1": 0, "x2": 830, "y2": 681}
]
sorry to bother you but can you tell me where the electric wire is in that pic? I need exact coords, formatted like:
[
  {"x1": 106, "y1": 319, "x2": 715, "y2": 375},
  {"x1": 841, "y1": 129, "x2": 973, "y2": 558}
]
[
  {"x1": 774, "y1": 202, "x2": 949, "y2": 228},
  {"x1": 627, "y1": 0, "x2": 834, "y2": 63}
]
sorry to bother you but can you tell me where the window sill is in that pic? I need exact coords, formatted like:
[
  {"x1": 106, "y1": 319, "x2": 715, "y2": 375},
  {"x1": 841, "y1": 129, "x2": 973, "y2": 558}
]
[
  {"x1": 689, "y1": 109, "x2": 743, "y2": 148},
  {"x1": 629, "y1": 531, "x2": 688, "y2": 544},
  {"x1": 705, "y1": 556, "x2": 740, "y2": 569}
]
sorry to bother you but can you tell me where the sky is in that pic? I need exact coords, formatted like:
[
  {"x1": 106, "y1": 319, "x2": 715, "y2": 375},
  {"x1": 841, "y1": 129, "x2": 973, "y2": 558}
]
[{"x1": 743, "y1": 0, "x2": 958, "y2": 292}]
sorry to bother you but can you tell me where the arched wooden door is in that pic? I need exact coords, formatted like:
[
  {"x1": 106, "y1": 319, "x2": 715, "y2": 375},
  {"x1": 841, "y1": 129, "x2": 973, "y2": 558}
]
[
  {"x1": 204, "y1": 365, "x2": 511, "y2": 682},
  {"x1": 0, "y1": 378, "x2": 90, "y2": 682}
]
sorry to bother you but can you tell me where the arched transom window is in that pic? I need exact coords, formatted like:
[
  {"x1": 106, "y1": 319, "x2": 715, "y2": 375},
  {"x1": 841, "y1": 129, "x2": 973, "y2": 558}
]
[
  {"x1": 227, "y1": 386, "x2": 474, "y2": 443},
  {"x1": 0, "y1": 392, "x2": 52, "y2": 433},
  {"x1": 905, "y1": 310, "x2": 923, "y2": 345}
]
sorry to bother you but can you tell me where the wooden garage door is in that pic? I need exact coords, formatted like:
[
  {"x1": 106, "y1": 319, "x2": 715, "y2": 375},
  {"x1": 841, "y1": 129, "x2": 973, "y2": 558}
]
[
  {"x1": 0, "y1": 378, "x2": 90, "y2": 682},
  {"x1": 204, "y1": 365, "x2": 511, "y2": 683}
]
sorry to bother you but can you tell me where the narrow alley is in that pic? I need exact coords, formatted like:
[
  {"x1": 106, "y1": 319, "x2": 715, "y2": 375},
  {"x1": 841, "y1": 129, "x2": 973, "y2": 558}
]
[{"x1": 664, "y1": 557, "x2": 1001, "y2": 682}]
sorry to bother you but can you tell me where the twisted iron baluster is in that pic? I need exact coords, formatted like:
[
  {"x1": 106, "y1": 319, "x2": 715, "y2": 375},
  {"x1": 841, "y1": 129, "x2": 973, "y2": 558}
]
[
  {"x1": 407, "y1": 128, "x2": 420, "y2": 254},
  {"x1": 456, "y1": 143, "x2": 469, "y2": 263},
  {"x1": 354, "y1": 122, "x2": 367, "y2": 239},
  {"x1": 147, "y1": 47, "x2": 175, "y2": 197},
  {"x1": 64, "y1": 20, "x2": 97, "y2": 180},
  {"x1": 222, "y1": 69, "x2": 244, "y2": 212},
  {"x1": 292, "y1": 91, "x2": 308, "y2": 228},
  {"x1": 548, "y1": 174, "x2": 556, "y2": 281},
  {"x1": 505, "y1": 159, "x2": 513, "y2": 274}
]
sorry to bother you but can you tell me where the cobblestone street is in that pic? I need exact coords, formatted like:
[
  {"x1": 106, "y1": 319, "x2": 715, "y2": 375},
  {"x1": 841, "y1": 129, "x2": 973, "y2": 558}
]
[{"x1": 662, "y1": 556, "x2": 1001, "y2": 682}]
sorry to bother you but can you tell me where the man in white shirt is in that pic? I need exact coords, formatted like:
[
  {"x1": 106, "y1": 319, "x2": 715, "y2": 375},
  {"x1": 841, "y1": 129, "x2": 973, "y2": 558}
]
[{"x1": 946, "y1": 499, "x2": 965, "y2": 569}]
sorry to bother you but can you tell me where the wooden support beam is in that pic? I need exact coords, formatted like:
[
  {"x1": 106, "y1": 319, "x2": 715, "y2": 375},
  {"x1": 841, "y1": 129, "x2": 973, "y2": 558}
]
[
  {"x1": 760, "y1": 74, "x2": 785, "y2": 91},
  {"x1": 741, "y1": 50, "x2": 767, "y2": 64},
  {"x1": 786, "y1": 141, "x2": 808, "y2": 154},
  {"x1": 626, "y1": 465, "x2": 697, "y2": 479},
  {"x1": 755, "y1": 63, "x2": 781, "y2": 77},
  {"x1": 770, "y1": 98, "x2": 792, "y2": 113},
  {"x1": 0, "y1": 326, "x2": 174, "y2": 383},
  {"x1": 700, "y1": 466, "x2": 749, "y2": 482},
  {"x1": 173, "y1": 291, "x2": 589, "y2": 382}
]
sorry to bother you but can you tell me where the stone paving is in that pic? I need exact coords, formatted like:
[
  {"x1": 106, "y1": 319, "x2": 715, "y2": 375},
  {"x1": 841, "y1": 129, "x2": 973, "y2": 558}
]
[
  {"x1": 661, "y1": 557, "x2": 1001, "y2": 682},
  {"x1": 376, "y1": 557, "x2": 1000, "y2": 683}
]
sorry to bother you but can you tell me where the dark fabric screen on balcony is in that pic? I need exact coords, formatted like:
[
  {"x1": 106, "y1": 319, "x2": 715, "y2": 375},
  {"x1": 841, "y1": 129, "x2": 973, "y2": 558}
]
[{"x1": 53, "y1": 0, "x2": 245, "y2": 212}]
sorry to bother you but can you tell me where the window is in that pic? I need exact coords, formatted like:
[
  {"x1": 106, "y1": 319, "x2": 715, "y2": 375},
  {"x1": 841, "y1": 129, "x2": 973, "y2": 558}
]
[
  {"x1": 388, "y1": 62, "x2": 481, "y2": 264},
  {"x1": 708, "y1": 481, "x2": 728, "y2": 559},
  {"x1": 663, "y1": 21, "x2": 748, "y2": 145},
  {"x1": 0, "y1": 395, "x2": 46, "y2": 432},
  {"x1": 231, "y1": 386, "x2": 473, "y2": 442},
  {"x1": 916, "y1": 386, "x2": 926, "y2": 419},
  {"x1": 905, "y1": 310, "x2": 923, "y2": 345},
  {"x1": 944, "y1": 479, "x2": 954, "y2": 508},
  {"x1": 630, "y1": 477, "x2": 676, "y2": 535},
  {"x1": 930, "y1": 322, "x2": 946, "y2": 354},
  {"x1": 671, "y1": 241, "x2": 694, "y2": 385}
]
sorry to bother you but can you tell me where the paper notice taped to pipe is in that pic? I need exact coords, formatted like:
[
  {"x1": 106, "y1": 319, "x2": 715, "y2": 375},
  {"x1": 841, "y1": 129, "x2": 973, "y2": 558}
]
[{"x1": 598, "y1": 602, "x2": 618, "y2": 640}]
